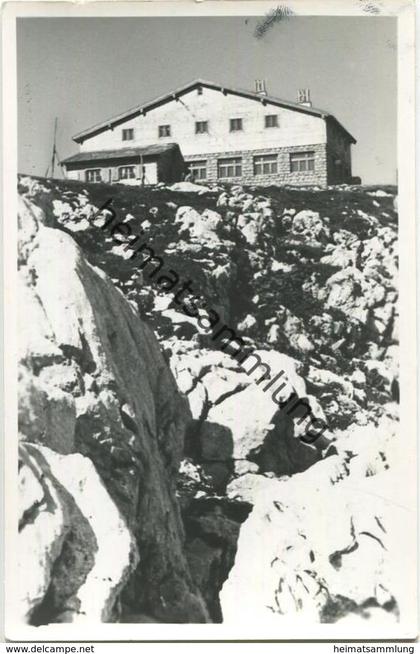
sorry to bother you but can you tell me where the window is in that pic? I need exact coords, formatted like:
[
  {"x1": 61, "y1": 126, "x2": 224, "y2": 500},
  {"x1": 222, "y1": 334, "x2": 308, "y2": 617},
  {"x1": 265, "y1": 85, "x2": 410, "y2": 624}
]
[
  {"x1": 85, "y1": 169, "x2": 102, "y2": 183},
  {"x1": 119, "y1": 166, "x2": 136, "y2": 180},
  {"x1": 265, "y1": 114, "x2": 278, "y2": 128},
  {"x1": 254, "y1": 154, "x2": 278, "y2": 176},
  {"x1": 188, "y1": 160, "x2": 207, "y2": 181},
  {"x1": 195, "y1": 121, "x2": 208, "y2": 134},
  {"x1": 290, "y1": 151, "x2": 315, "y2": 172},
  {"x1": 158, "y1": 124, "x2": 171, "y2": 138},
  {"x1": 229, "y1": 118, "x2": 243, "y2": 132},
  {"x1": 197, "y1": 86, "x2": 203, "y2": 95},
  {"x1": 122, "y1": 128, "x2": 134, "y2": 141},
  {"x1": 218, "y1": 157, "x2": 242, "y2": 178}
]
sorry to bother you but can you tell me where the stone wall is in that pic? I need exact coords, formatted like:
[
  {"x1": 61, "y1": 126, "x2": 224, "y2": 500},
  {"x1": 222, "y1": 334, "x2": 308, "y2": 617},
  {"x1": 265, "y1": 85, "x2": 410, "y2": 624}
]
[{"x1": 185, "y1": 143, "x2": 328, "y2": 187}]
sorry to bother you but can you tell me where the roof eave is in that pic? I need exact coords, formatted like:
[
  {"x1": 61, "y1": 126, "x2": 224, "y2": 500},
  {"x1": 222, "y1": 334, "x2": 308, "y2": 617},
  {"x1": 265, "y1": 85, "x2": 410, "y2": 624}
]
[
  {"x1": 61, "y1": 142, "x2": 179, "y2": 165},
  {"x1": 73, "y1": 79, "x2": 206, "y2": 143}
]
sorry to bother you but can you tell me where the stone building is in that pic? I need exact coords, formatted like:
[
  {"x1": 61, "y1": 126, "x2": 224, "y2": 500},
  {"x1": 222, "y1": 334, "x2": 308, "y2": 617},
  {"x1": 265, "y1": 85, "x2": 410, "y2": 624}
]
[
  {"x1": 61, "y1": 143, "x2": 184, "y2": 186},
  {"x1": 62, "y1": 79, "x2": 356, "y2": 187}
]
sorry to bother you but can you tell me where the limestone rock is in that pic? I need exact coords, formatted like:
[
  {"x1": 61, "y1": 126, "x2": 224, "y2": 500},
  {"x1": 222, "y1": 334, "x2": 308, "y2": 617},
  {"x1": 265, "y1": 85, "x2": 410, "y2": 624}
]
[
  {"x1": 17, "y1": 176, "x2": 402, "y2": 628},
  {"x1": 18, "y1": 197, "x2": 208, "y2": 624},
  {"x1": 169, "y1": 181, "x2": 211, "y2": 193},
  {"x1": 18, "y1": 442, "x2": 137, "y2": 624},
  {"x1": 220, "y1": 466, "x2": 407, "y2": 625}
]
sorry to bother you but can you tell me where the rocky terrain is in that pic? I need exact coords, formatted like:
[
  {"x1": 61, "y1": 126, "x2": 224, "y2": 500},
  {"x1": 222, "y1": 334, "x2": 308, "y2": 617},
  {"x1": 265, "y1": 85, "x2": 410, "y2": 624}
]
[{"x1": 17, "y1": 173, "x2": 401, "y2": 626}]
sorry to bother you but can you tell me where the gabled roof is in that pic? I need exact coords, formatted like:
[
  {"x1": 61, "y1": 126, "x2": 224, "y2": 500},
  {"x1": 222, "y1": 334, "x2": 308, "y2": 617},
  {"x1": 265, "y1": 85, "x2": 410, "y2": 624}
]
[
  {"x1": 61, "y1": 143, "x2": 179, "y2": 166},
  {"x1": 72, "y1": 79, "x2": 356, "y2": 145}
]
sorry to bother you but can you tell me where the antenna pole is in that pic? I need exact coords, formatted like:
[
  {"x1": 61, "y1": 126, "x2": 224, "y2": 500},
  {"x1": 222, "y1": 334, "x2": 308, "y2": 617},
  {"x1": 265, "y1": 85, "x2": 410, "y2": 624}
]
[{"x1": 50, "y1": 117, "x2": 58, "y2": 178}]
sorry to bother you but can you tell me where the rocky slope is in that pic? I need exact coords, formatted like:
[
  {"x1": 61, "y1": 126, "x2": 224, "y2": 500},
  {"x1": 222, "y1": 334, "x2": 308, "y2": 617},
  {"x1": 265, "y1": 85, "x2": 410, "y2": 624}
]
[{"x1": 17, "y1": 174, "x2": 400, "y2": 625}]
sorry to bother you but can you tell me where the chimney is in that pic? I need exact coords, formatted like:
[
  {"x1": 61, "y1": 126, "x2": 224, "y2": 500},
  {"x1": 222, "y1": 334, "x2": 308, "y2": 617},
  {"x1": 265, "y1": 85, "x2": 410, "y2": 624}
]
[
  {"x1": 255, "y1": 79, "x2": 267, "y2": 96},
  {"x1": 298, "y1": 88, "x2": 312, "y2": 107}
]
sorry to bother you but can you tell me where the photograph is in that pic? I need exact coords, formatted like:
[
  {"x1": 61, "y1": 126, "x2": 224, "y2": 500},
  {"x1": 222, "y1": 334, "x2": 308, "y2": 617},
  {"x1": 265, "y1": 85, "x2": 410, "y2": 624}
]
[{"x1": 2, "y1": 0, "x2": 417, "y2": 643}]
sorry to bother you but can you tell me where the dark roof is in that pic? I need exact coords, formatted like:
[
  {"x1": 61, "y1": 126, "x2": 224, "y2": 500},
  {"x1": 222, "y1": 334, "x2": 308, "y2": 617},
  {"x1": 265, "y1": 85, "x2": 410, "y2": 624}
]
[
  {"x1": 72, "y1": 79, "x2": 356, "y2": 145},
  {"x1": 61, "y1": 143, "x2": 179, "y2": 166}
]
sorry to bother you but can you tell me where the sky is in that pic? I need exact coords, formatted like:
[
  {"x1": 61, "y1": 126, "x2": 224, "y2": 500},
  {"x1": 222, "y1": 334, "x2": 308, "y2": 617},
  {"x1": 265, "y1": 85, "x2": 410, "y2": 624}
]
[{"x1": 17, "y1": 15, "x2": 397, "y2": 184}]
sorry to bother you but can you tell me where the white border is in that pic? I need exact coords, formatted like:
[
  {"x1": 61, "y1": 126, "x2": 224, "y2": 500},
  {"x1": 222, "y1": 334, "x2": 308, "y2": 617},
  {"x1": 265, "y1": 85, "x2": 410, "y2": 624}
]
[{"x1": 2, "y1": 0, "x2": 417, "y2": 642}]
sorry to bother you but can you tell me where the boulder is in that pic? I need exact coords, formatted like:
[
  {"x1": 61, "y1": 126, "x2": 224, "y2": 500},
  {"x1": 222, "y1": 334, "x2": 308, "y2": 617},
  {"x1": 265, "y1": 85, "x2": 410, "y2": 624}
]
[
  {"x1": 18, "y1": 442, "x2": 137, "y2": 624},
  {"x1": 175, "y1": 206, "x2": 224, "y2": 244},
  {"x1": 221, "y1": 465, "x2": 410, "y2": 625},
  {"x1": 168, "y1": 181, "x2": 211, "y2": 193}
]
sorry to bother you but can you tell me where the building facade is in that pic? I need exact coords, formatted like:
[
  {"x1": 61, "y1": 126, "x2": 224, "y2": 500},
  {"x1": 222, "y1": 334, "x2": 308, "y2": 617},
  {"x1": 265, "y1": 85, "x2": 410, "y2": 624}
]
[
  {"x1": 61, "y1": 143, "x2": 184, "y2": 186},
  {"x1": 62, "y1": 80, "x2": 356, "y2": 187}
]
